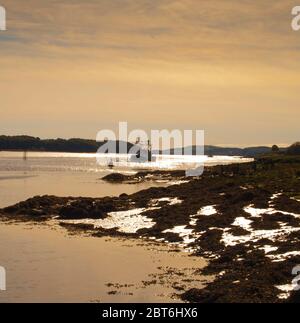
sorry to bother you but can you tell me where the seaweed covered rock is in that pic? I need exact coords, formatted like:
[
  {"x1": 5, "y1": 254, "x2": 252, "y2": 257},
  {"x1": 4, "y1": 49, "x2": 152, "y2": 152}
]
[
  {"x1": 1, "y1": 195, "x2": 129, "y2": 220},
  {"x1": 102, "y1": 173, "x2": 131, "y2": 183},
  {"x1": 2, "y1": 195, "x2": 70, "y2": 217},
  {"x1": 59, "y1": 198, "x2": 115, "y2": 219},
  {"x1": 102, "y1": 170, "x2": 186, "y2": 183}
]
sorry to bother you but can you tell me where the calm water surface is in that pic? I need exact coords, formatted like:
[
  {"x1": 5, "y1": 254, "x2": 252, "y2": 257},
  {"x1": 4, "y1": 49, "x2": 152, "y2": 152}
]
[
  {"x1": 0, "y1": 151, "x2": 251, "y2": 207},
  {"x1": 0, "y1": 221, "x2": 209, "y2": 303},
  {"x1": 0, "y1": 151, "x2": 247, "y2": 302}
]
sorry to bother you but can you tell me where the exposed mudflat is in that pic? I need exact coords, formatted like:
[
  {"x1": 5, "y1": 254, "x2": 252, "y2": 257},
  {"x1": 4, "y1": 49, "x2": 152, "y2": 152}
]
[{"x1": 2, "y1": 156, "x2": 300, "y2": 303}]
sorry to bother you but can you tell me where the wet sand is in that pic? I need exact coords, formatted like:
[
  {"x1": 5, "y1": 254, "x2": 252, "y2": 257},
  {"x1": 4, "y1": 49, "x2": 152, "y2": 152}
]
[{"x1": 0, "y1": 220, "x2": 209, "y2": 303}]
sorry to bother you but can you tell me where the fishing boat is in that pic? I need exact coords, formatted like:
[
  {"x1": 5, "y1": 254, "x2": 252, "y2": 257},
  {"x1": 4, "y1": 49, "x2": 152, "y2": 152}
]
[
  {"x1": 130, "y1": 139, "x2": 156, "y2": 163},
  {"x1": 108, "y1": 159, "x2": 114, "y2": 169}
]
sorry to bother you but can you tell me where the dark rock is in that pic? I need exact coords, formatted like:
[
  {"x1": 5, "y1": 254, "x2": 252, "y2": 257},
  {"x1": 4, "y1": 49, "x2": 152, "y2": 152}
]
[{"x1": 102, "y1": 173, "x2": 130, "y2": 183}]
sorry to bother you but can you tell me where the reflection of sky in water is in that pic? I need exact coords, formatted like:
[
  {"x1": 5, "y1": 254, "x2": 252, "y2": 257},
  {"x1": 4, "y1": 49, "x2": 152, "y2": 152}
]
[
  {"x1": 0, "y1": 151, "x2": 252, "y2": 173},
  {"x1": 0, "y1": 221, "x2": 207, "y2": 303}
]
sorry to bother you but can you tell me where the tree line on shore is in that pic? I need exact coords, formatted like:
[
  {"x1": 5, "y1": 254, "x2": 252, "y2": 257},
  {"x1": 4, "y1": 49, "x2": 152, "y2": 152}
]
[
  {"x1": 0, "y1": 135, "x2": 299, "y2": 157},
  {"x1": 0, "y1": 135, "x2": 131, "y2": 153}
]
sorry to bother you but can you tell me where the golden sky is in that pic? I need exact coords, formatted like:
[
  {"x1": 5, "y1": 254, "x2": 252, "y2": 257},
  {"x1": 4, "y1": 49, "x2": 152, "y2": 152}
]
[{"x1": 0, "y1": 0, "x2": 299, "y2": 146}]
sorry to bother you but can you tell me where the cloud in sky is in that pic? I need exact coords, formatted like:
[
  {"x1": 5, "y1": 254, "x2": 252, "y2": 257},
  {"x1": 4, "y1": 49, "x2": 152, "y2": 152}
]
[{"x1": 0, "y1": 0, "x2": 299, "y2": 145}]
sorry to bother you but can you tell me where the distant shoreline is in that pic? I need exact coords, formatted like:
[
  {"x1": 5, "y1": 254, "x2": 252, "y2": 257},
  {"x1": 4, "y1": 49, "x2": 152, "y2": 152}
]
[{"x1": 0, "y1": 135, "x2": 283, "y2": 157}]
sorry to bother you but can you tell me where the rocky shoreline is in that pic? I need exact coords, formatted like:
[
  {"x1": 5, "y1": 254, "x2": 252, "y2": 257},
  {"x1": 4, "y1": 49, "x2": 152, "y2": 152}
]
[
  {"x1": 1, "y1": 156, "x2": 300, "y2": 303},
  {"x1": 102, "y1": 170, "x2": 187, "y2": 184}
]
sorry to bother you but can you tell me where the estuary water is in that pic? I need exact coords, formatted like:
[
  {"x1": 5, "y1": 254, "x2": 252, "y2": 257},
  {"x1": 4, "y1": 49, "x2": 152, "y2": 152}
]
[
  {"x1": 0, "y1": 151, "x2": 251, "y2": 208},
  {"x1": 0, "y1": 151, "x2": 249, "y2": 302}
]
